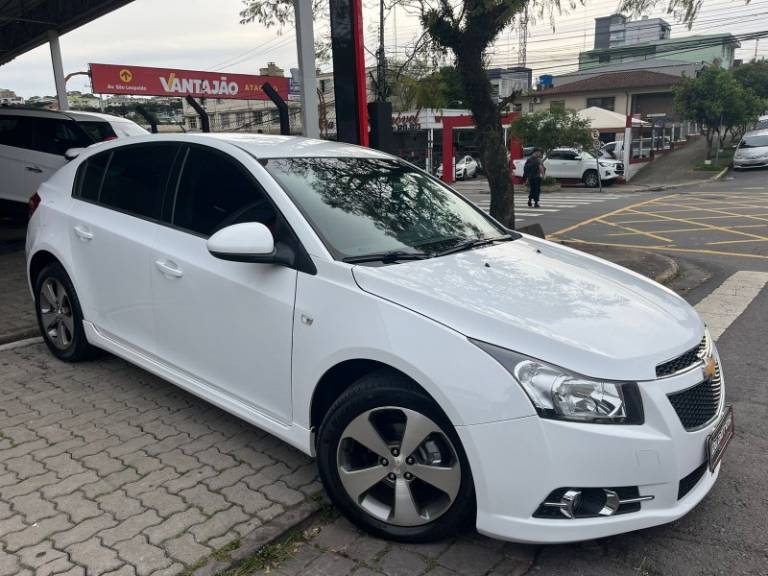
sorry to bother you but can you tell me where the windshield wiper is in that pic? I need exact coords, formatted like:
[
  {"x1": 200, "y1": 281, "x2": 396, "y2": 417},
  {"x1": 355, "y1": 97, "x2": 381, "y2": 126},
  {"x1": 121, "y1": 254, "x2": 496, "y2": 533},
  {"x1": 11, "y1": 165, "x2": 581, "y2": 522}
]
[
  {"x1": 434, "y1": 234, "x2": 516, "y2": 257},
  {"x1": 343, "y1": 250, "x2": 431, "y2": 264}
]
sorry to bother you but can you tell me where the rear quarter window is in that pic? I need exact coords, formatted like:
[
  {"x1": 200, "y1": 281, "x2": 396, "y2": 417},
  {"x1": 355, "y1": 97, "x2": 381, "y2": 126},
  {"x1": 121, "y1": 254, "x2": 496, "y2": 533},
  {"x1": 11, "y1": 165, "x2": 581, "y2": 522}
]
[{"x1": 78, "y1": 121, "x2": 116, "y2": 142}]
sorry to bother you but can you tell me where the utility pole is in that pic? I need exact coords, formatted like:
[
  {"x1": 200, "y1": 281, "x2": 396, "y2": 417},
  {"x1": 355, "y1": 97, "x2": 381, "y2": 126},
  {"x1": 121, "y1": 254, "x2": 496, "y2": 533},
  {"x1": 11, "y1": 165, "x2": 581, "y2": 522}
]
[{"x1": 376, "y1": 0, "x2": 387, "y2": 102}]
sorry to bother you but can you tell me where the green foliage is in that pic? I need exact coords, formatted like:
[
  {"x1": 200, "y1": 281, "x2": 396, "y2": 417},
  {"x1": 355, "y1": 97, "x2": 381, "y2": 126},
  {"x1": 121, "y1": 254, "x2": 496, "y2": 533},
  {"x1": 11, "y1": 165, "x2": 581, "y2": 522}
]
[
  {"x1": 674, "y1": 66, "x2": 765, "y2": 156},
  {"x1": 509, "y1": 109, "x2": 592, "y2": 154},
  {"x1": 732, "y1": 59, "x2": 768, "y2": 100}
]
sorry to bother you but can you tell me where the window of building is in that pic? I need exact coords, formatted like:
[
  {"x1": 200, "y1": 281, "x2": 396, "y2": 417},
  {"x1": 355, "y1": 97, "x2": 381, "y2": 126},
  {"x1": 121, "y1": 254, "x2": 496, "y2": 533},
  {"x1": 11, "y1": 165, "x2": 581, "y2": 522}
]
[
  {"x1": 172, "y1": 147, "x2": 276, "y2": 237},
  {"x1": 221, "y1": 113, "x2": 231, "y2": 129},
  {"x1": 99, "y1": 144, "x2": 178, "y2": 220},
  {"x1": 586, "y1": 97, "x2": 615, "y2": 111},
  {"x1": 236, "y1": 112, "x2": 246, "y2": 126},
  {"x1": 189, "y1": 117, "x2": 197, "y2": 130},
  {"x1": 598, "y1": 54, "x2": 611, "y2": 63},
  {"x1": 550, "y1": 101, "x2": 565, "y2": 112}
]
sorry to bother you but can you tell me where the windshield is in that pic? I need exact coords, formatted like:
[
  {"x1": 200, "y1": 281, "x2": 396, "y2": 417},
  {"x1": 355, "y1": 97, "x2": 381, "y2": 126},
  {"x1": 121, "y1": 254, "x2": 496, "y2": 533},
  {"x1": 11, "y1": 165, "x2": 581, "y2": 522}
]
[
  {"x1": 263, "y1": 157, "x2": 504, "y2": 259},
  {"x1": 738, "y1": 135, "x2": 768, "y2": 148}
]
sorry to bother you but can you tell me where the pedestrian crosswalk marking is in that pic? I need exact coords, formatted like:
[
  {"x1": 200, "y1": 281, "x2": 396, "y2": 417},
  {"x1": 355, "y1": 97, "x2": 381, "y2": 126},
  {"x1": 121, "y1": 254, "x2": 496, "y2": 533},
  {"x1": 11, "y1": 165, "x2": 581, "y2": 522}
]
[{"x1": 695, "y1": 271, "x2": 768, "y2": 341}]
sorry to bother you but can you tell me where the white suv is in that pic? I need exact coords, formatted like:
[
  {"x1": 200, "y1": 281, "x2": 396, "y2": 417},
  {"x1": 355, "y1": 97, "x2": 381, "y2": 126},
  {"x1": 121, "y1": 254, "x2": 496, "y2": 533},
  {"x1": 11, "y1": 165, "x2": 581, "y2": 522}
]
[
  {"x1": 26, "y1": 134, "x2": 731, "y2": 544},
  {"x1": 0, "y1": 108, "x2": 147, "y2": 212},
  {"x1": 514, "y1": 147, "x2": 623, "y2": 187}
]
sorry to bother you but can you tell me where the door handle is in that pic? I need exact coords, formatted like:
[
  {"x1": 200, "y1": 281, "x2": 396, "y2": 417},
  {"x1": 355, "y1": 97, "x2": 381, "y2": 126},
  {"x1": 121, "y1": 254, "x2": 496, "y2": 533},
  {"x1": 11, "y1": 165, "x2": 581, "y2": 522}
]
[
  {"x1": 155, "y1": 259, "x2": 184, "y2": 279},
  {"x1": 73, "y1": 225, "x2": 93, "y2": 241},
  {"x1": 26, "y1": 166, "x2": 43, "y2": 173}
]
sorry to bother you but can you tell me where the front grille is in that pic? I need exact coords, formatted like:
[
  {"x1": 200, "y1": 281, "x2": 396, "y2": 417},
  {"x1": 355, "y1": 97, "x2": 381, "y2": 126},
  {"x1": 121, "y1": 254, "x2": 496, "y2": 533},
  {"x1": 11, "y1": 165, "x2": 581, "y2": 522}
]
[
  {"x1": 678, "y1": 461, "x2": 707, "y2": 500},
  {"x1": 668, "y1": 363, "x2": 721, "y2": 430},
  {"x1": 656, "y1": 336, "x2": 707, "y2": 377}
]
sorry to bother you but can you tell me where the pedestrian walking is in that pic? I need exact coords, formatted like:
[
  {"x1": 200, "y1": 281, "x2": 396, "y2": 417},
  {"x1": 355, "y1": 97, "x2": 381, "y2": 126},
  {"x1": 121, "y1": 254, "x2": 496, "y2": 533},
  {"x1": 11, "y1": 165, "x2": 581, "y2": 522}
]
[{"x1": 523, "y1": 148, "x2": 545, "y2": 208}]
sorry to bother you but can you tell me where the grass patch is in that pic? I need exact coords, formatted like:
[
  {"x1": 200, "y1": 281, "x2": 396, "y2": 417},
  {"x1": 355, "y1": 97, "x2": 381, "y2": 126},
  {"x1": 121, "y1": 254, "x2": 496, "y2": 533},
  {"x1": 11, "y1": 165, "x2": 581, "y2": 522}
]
[{"x1": 694, "y1": 148, "x2": 734, "y2": 171}]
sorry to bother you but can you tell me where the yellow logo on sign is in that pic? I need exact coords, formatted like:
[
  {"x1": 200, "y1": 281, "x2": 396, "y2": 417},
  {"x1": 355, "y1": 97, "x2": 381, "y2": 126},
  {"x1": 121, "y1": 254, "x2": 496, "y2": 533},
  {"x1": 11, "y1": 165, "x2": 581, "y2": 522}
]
[{"x1": 119, "y1": 69, "x2": 133, "y2": 83}]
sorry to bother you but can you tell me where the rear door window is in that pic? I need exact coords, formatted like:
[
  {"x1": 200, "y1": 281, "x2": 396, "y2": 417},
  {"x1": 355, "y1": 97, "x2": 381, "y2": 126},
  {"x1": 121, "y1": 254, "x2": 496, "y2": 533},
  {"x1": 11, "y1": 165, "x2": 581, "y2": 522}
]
[
  {"x1": 31, "y1": 118, "x2": 93, "y2": 155},
  {"x1": 78, "y1": 121, "x2": 116, "y2": 142},
  {"x1": 0, "y1": 116, "x2": 37, "y2": 150},
  {"x1": 99, "y1": 144, "x2": 179, "y2": 220},
  {"x1": 172, "y1": 146, "x2": 276, "y2": 237}
]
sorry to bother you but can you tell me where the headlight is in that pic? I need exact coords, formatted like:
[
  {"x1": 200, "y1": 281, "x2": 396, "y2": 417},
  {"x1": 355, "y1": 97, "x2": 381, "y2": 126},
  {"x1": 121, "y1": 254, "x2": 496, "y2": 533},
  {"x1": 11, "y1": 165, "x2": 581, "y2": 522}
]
[
  {"x1": 599, "y1": 161, "x2": 609, "y2": 167},
  {"x1": 471, "y1": 340, "x2": 644, "y2": 424}
]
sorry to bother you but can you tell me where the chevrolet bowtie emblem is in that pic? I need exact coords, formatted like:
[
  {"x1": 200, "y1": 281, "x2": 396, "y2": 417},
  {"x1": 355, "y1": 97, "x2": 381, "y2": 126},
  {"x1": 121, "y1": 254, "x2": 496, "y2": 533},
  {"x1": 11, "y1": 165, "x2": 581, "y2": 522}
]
[{"x1": 703, "y1": 357, "x2": 717, "y2": 380}]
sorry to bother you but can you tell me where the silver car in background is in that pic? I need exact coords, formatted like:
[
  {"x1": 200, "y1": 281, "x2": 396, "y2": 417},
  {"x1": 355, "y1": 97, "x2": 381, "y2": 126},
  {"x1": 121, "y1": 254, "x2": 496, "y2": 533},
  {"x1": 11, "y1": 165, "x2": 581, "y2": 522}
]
[{"x1": 733, "y1": 129, "x2": 768, "y2": 169}]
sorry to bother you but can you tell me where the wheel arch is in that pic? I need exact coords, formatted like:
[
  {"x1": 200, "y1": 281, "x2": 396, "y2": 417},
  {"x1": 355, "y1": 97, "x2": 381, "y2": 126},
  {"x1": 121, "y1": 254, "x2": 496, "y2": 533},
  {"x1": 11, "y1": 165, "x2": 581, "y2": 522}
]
[
  {"x1": 310, "y1": 358, "x2": 441, "y2": 433},
  {"x1": 29, "y1": 249, "x2": 64, "y2": 289}
]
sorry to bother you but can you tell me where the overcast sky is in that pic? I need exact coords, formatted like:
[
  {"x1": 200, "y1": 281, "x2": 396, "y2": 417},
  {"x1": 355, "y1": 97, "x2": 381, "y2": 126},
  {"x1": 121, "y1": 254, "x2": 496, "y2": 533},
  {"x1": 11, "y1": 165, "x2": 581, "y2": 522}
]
[{"x1": 1, "y1": 0, "x2": 765, "y2": 97}]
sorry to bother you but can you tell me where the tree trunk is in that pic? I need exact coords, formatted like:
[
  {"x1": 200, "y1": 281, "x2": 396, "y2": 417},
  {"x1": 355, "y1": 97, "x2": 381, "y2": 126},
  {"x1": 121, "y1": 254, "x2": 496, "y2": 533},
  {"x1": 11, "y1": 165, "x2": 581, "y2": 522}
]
[
  {"x1": 455, "y1": 48, "x2": 515, "y2": 229},
  {"x1": 705, "y1": 129, "x2": 714, "y2": 160}
]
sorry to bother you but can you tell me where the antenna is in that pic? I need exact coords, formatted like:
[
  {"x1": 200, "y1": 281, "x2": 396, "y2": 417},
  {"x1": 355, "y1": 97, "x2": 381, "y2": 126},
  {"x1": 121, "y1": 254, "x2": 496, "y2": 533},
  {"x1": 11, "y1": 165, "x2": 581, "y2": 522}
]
[{"x1": 518, "y1": 5, "x2": 529, "y2": 67}]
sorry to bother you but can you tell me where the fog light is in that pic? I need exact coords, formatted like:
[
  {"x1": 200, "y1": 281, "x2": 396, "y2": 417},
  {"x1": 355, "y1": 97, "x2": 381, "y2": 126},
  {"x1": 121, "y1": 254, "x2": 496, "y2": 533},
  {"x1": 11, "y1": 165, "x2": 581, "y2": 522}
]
[{"x1": 537, "y1": 487, "x2": 654, "y2": 519}]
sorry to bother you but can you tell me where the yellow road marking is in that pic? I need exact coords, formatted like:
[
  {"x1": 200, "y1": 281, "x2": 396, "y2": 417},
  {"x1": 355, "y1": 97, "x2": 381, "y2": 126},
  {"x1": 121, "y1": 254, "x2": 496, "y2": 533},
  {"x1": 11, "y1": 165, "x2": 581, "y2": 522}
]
[
  {"x1": 624, "y1": 208, "x2": 768, "y2": 242},
  {"x1": 594, "y1": 218, "x2": 673, "y2": 242},
  {"x1": 706, "y1": 238, "x2": 768, "y2": 246},
  {"x1": 605, "y1": 224, "x2": 768, "y2": 237},
  {"x1": 648, "y1": 202, "x2": 768, "y2": 225},
  {"x1": 549, "y1": 195, "x2": 677, "y2": 238},
  {"x1": 560, "y1": 238, "x2": 768, "y2": 260}
]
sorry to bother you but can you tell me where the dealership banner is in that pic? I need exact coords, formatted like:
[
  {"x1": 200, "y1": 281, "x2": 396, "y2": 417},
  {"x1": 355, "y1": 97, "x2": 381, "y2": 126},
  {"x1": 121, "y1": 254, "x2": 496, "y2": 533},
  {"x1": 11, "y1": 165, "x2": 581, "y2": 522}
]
[{"x1": 89, "y1": 63, "x2": 289, "y2": 100}]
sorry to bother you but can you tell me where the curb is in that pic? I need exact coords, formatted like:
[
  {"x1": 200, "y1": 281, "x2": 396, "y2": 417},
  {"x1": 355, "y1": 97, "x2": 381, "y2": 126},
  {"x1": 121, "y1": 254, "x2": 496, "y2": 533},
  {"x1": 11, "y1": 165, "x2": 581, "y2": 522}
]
[
  {"x1": 653, "y1": 252, "x2": 680, "y2": 285},
  {"x1": 0, "y1": 327, "x2": 40, "y2": 347},
  {"x1": 191, "y1": 497, "x2": 324, "y2": 576},
  {"x1": 627, "y1": 166, "x2": 730, "y2": 192}
]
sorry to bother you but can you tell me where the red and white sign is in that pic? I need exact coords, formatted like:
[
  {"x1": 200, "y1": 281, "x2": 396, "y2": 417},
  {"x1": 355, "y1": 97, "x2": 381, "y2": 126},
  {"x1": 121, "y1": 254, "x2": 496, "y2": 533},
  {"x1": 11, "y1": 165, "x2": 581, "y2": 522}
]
[{"x1": 89, "y1": 63, "x2": 289, "y2": 101}]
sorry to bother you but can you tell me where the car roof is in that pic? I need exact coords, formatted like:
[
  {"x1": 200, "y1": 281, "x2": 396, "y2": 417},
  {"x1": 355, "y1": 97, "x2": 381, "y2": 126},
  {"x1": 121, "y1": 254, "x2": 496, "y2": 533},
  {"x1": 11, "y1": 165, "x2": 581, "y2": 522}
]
[
  {"x1": 75, "y1": 133, "x2": 393, "y2": 160},
  {"x1": 0, "y1": 107, "x2": 132, "y2": 124},
  {"x1": 64, "y1": 111, "x2": 135, "y2": 123}
]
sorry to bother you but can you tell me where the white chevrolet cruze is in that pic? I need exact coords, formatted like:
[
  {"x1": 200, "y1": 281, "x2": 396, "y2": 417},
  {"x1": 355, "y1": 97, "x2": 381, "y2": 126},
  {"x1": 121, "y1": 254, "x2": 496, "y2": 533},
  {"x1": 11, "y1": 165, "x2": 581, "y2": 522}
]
[{"x1": 26, "y1": 134, "x2": 732, "y2": 544}]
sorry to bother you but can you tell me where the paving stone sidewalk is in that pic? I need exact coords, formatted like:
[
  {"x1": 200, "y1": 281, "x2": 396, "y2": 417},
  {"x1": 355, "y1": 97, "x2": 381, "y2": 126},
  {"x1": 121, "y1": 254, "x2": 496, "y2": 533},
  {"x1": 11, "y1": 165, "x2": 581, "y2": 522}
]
[
  {"x1": 0, "y1": 343, "x2": 320, "y2": 576},
  {"x1": 237, "y1": 514, "x2": 536, "y2": 576},
  {"x1": 0, "y1": 250, "x2": 38, "y2": 345}
]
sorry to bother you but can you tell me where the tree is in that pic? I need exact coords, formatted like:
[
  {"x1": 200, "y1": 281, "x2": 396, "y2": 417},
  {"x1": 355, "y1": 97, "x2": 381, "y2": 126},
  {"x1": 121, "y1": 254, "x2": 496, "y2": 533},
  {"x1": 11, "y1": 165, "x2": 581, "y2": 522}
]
[
  {"x1": 509, "y1": 109, "x2": 592, "y2": 156},
  {"x1": 674, "y1": 67, "x2": 764, "y2": 158},
  {"x1": 733, "y1": 59, "x2": 768, "y2": 100}
]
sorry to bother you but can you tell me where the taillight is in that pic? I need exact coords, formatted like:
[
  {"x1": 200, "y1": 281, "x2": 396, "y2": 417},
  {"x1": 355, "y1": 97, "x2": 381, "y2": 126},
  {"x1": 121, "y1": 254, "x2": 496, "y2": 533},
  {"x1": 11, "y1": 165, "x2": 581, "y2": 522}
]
[
  {"x1": 28, "y1": 193, "x2": 41, "y2": 219},
  {"x1": 103, "y1": 135, "x2": 118, "y2": 142}
]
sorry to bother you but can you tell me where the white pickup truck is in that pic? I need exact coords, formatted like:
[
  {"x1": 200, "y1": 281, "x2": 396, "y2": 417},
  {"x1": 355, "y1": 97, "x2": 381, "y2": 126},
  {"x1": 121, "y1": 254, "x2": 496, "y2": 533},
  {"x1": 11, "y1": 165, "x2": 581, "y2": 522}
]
[{"x1": 513, "y1": 147, "x2": 624, "y2": 187}]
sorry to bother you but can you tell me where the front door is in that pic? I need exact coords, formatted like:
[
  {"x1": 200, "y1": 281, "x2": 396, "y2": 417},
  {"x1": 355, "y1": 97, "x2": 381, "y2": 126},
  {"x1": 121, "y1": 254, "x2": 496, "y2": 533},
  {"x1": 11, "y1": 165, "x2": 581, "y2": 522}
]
[
  {"x1": 151, "y1": 145, "x2": 297, "y2": 423},
  {"x1": 68, "y1": 143, "x2": 180, "y2": 354}
]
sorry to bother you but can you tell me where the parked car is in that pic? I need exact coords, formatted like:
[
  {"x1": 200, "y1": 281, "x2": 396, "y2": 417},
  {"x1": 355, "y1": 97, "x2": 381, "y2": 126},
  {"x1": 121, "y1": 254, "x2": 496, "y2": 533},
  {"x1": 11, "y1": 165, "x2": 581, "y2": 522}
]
[
  {"x1": 514, "y1": 147, "x2": 623, "y2": 187},
  {"x1": 754, "y1": 115, "x2": 768, "y2": 130},
  {"x1": 600, "y1": 137, "x2": 671, "y2": 161},
  {"x1": 67, "y1": 111, "x2": 148, "y2": 142},
  {"x1": 436, "y1": 155, "x2": 478, "y2": 180},
  {"x1": 0, "y1": 108, "x2": 147, "y2": 211},
  {"x1": 27, "y1": 134, "x2": 731, "y2": 544},
  {"x1": 733, "y1": 129, "x2": 768, "y2": 169}
]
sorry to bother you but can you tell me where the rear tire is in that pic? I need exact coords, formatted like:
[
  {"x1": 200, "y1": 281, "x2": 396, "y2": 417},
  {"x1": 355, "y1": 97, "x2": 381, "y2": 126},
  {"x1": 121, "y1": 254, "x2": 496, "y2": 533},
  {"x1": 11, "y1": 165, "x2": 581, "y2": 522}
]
[
  {"x1": 316, "y1": 371, "x2": 475, "y2": 542},
  {"x1": 34, "y1": 262, "x2": 97, "y2": 362}
]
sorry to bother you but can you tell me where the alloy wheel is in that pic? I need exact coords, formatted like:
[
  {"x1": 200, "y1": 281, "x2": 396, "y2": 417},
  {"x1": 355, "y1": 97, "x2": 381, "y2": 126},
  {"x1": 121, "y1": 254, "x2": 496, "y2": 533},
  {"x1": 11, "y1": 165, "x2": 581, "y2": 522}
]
[
  {"x1": 336, "y1": 407, "x2": 461, "y2": 527},
  {"x1": 39, "y1": 278, "x2": 74, "y2": 350}
]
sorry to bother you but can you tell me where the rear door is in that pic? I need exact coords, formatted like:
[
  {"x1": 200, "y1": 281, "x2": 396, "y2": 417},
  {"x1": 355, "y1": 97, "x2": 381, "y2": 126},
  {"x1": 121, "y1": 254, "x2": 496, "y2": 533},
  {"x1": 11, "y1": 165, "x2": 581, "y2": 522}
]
[
  {"x1": 543, "y1": 150, "x2": 565, "y2": 178},
  {"x1": 68, "y1": 143, "x2": 180, "y2": 354},
  {"x1": 0, "y1": 116, "x2": 89, "y2": 204}
]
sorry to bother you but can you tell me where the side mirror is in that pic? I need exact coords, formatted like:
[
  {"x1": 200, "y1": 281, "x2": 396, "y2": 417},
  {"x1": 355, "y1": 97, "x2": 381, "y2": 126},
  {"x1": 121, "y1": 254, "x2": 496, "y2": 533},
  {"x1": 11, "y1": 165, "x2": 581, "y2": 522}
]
[
  {"x1": 64, "y1": 148, "x2": 85, "y2": 161},
  {"x1": 207, "y1": 222, "x2": 294, "y2": 266}
]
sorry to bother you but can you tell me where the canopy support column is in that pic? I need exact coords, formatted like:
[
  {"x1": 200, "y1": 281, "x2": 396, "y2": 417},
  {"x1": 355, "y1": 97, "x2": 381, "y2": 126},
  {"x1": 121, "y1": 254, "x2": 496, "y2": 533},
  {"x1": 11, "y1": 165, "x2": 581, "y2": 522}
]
[
  {"x1": 294, "y1": 0, "x2": 319, "y2": 138},
  {"x1": 48, "y1": 30, "x2": 68, "y2": 111}
]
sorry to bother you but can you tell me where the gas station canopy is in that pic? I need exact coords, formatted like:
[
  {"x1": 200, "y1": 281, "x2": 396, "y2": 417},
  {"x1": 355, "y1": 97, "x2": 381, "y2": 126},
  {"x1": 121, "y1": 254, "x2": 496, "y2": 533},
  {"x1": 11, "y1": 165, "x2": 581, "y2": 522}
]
[{"x1": 0, "y1": 0, "x2": 135, "y2": 66}]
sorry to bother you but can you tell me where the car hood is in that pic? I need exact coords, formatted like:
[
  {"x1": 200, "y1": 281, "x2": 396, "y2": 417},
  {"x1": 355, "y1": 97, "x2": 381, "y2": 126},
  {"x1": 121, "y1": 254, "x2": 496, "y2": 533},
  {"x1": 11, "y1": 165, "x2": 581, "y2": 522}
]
[
  {"x1": 352, "y1": 236, "x2": 703, "y2": 381},
  {"x1": 734, "y1": 147, "x2": 768, "y2": 159}
]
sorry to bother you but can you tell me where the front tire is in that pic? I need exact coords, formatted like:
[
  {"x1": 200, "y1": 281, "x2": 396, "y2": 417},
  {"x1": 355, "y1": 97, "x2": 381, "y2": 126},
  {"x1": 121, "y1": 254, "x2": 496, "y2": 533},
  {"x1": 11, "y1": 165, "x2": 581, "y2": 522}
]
[
  {"x1": 316, "y1": 371, "x2": 475, "y2": 542},
  {"x1": 34, "y1": 262, "x2": 96, "y2": 362},
  {"x1": 583, "y1": 169, "x2": 600, "y2": 188}
]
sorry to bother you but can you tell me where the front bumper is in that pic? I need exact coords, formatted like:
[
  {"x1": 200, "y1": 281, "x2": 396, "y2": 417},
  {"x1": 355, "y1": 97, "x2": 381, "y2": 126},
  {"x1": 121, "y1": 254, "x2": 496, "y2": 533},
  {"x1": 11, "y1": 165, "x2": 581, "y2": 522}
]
[
  {"x1": 458, "y1": 357, "x2": 725, "y2": 543},
  {"x1": 733, "y1": 158, "x2": 768, "y2": 168}
]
